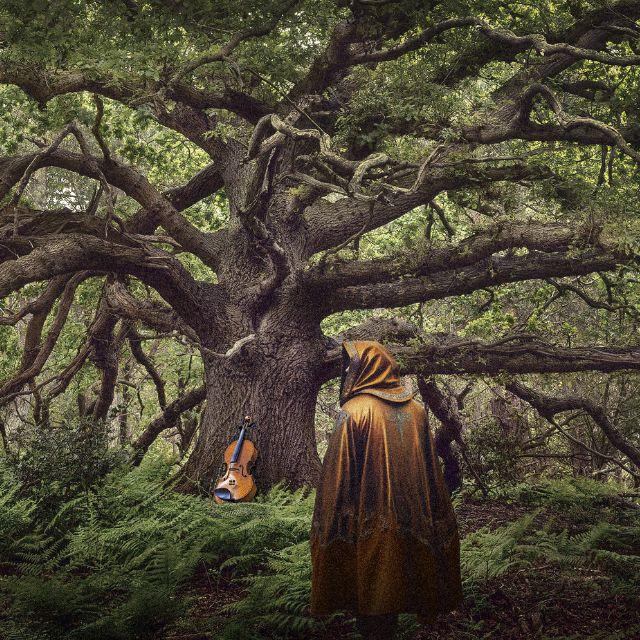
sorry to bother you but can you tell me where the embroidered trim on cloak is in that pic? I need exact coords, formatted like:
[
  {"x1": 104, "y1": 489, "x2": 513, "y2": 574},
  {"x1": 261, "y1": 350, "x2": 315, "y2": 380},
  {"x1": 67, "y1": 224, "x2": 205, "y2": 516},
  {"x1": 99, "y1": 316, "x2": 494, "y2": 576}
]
[{"x1": 355, "y1": 387, "x2": 415, "y2": 402}]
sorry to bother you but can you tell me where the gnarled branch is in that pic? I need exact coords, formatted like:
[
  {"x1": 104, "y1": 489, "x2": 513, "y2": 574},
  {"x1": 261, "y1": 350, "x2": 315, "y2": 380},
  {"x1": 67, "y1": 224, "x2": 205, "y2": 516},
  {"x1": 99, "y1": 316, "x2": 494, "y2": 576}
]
[
  {"x1": 131, "y1": 385, "x2": 206, "y2": 465},
  {"x1": 507, "y1": 381, "x2": 640, "y2": 470}
]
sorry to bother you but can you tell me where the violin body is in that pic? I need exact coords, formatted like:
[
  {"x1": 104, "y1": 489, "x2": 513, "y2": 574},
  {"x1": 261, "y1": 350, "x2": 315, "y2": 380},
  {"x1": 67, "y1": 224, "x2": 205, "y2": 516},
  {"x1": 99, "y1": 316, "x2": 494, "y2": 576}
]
[{"x1": 213, "y1": 419, "x2": 258, "y2": 504}]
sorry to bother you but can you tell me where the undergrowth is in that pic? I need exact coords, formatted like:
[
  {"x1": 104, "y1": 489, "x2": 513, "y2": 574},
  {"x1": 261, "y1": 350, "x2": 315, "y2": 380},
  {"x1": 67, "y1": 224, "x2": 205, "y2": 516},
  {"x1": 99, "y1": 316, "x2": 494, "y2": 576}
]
[
  {"x1": 0, "y1": 461, "x2": 315, "y2": 640},
  {"x1": 0, "y1": 461, "x2": 638, "y2": 640}
]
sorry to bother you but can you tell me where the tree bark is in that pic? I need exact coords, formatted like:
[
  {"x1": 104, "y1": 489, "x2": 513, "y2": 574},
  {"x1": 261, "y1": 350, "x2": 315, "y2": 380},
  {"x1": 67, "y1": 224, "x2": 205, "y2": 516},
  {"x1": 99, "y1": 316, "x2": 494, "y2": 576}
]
[{"x1": 178, "y1": 336, "x2": 324, "y2": 490}]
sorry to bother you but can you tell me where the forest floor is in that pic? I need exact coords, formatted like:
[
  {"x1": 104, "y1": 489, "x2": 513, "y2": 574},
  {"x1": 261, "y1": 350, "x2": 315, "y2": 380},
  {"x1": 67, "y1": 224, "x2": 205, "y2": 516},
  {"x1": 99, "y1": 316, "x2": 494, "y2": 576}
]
[
  {"x1": 423, "y1": 497, "x2": 640, "y2": 640},
  {"x1": 166, "y1": 493, "x2": 640, "y2": 640},
  {"x1": 3, "y1": 466, "x2": 639, "y2": 640}
]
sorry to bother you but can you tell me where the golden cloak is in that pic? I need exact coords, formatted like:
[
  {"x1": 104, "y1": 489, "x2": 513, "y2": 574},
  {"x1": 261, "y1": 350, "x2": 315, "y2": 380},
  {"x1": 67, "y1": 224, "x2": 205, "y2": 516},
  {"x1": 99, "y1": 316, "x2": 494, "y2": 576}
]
[{"x1": 310, "y1": 340, "x2": 462, "y2": 619}]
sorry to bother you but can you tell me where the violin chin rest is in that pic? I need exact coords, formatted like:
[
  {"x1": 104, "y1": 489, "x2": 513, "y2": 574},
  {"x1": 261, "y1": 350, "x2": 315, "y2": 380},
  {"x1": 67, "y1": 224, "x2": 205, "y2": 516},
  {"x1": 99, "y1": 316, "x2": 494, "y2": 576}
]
[{"x1": 214, "y1": 488, "x2": 233, "y2": 502}]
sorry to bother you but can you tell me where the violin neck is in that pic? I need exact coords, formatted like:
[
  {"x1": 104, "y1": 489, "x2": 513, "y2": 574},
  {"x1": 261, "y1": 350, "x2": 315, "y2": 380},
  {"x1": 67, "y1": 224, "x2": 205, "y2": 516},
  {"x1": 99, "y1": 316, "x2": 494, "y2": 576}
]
[{"x1": 230, "y1": 425, "x2": 246, "y2": 463}]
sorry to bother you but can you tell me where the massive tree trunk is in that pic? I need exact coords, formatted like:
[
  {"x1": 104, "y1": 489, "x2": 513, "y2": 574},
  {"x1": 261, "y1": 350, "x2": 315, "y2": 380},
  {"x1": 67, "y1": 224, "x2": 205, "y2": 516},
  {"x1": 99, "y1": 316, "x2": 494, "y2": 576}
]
[{"x1": 181, "y1": 335, "x2": 324, "y2": 489}]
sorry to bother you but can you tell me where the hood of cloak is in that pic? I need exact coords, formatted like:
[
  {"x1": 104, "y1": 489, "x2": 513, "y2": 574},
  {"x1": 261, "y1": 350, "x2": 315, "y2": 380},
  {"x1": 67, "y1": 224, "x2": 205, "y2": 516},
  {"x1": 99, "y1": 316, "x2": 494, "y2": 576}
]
[{"x1": 339, "y1": 340, "x2": 414, "y2": 406}]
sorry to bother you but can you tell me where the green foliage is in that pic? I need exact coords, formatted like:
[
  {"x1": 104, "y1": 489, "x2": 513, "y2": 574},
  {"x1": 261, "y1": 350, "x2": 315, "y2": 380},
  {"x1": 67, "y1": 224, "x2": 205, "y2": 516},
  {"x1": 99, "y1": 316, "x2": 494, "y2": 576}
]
[
  {"x1": 0, "y1": 465, "x2": 33, "y2": 559},
  {"x1": 214, "y1": 484, "x2": 315, "y2": 574},
  {"x1": 498, "y1": 475, "x2": 625, "y2": 507},
  {"x1": 0, "y1": 462, "x2": 202, "y2": 639},
  {"x1": 462, "y1": 507, "x2": 640, "y2": 603},
  {"x1": 0, "y1": 463, "x2": 318, "y2": 640},
  {"x1": 461, "y1": 478, "x2": 640, "y2": 615},
  {"x1": 461, "y1": 510, "x2": 542, "y2": 585},
  {"x1": 496, "y1": 476, "x2": 639, "y2": 527},
  {"x1": 220, "y1": 541, "x2": 325, "y2": 639},
  {"x1": 10, "y1": 417, "x2": 127, "y2": 524}
]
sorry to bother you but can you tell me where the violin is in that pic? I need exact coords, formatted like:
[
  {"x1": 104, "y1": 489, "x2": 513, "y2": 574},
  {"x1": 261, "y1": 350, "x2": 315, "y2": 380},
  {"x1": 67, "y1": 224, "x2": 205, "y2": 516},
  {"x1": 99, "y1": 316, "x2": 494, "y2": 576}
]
[{"x1": 213, "y1": 416, "x2": 258, "y2": 504}]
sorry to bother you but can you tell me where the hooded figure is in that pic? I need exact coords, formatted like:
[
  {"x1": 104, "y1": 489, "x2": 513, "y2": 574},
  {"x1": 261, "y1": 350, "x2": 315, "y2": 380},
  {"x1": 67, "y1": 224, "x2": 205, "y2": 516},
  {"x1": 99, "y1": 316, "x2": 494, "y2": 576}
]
[{"x1": 310, "y1": 340, "x2": 462, "y2": 632}]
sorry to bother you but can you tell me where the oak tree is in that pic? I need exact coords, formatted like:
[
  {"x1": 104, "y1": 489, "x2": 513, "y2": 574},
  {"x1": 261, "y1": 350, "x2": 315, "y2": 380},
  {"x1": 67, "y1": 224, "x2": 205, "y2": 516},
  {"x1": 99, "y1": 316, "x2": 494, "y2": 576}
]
[{"x1": 1, "y1": 0, "x2": 640, "y2": 487}]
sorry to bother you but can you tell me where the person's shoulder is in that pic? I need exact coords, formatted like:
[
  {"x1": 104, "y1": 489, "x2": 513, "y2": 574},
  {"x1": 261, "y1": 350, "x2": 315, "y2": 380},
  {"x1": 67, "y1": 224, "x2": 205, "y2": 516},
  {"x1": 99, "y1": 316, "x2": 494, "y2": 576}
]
[
  {"x1": 408, "y1": 397, "x2": 426, "y2": 412},
  {"x1": 341, "y1": 394, "x2": 387, "y2": 418},
  {"x1": 341, "y1": 397, "x2": 360, "y2": 418}
]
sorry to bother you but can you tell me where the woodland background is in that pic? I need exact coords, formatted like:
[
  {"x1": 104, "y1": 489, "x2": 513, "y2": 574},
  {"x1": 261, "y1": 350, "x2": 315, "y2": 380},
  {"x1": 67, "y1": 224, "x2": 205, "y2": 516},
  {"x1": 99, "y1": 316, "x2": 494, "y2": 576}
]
[{"x1": 0, "y1": 0, "x2": 640, "y2": 638}]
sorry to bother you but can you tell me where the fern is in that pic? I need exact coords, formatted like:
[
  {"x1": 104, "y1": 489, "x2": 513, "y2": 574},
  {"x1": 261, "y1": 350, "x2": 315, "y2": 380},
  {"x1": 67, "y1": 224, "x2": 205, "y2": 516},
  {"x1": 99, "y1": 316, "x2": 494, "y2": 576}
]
[
  {"x1": 220, "y1": 541, "x2": 331, "y2": 640},
  {"x1": 2, "y1": 460, "x2": 639, "y2": 640},
  {"x1": 460, "y1": 501, "x2": 640, "y2": 601},
  {"x1": 0, "y1": 463, "x2": 321, "y2": 640},
  {"x1": 0, "y1": 465, "x2": 34, "y2": 560},
  {"x1": 461, "y1": 510, "x2": 540, "y2": 585}
]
